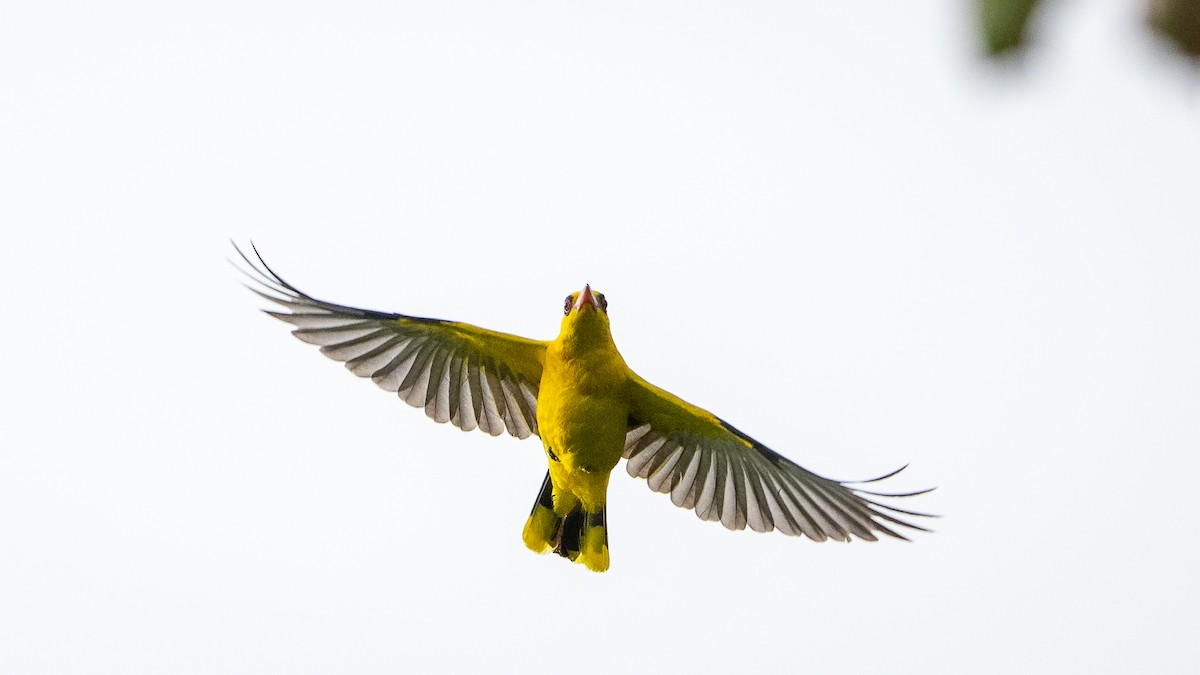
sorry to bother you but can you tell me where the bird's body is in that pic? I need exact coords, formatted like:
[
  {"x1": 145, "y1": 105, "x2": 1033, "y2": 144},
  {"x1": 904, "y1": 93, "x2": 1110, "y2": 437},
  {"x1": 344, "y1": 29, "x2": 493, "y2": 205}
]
[
  {"x1": 236, "y1": 244, "x2": 933, "y2": 572},
  {"x1": 525, "y1": 287, "x2": 631, "y2": 570}
]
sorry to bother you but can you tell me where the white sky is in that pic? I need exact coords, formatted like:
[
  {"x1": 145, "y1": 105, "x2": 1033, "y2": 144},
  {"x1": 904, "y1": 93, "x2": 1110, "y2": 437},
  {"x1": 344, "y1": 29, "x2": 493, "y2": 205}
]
[{"x1": 2, "y1": 2, "x2": 1198, "y2": 674}]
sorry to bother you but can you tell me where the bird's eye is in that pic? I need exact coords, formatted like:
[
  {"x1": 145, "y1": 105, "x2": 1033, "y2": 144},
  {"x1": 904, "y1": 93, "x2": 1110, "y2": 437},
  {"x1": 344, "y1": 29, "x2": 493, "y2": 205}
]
[
  {"x1": 564, "y1": 295, "x2": 574, "y2": 315},
  {"x1": 596, "y1": 293, "x2": 608, "y2": 312}
]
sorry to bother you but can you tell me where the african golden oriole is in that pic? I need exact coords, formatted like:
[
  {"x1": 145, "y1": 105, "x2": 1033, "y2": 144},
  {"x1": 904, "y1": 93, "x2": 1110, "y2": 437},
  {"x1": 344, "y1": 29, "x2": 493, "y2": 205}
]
[{"x1": 235, "y1": 244, "x2": 933, "y2": 572}]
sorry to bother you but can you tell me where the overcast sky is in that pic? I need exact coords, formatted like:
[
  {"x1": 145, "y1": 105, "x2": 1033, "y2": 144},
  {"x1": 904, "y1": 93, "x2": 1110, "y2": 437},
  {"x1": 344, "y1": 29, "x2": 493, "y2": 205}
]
[{"x1": 2, "y1": 2, "x2": 1198, "y2": 674}]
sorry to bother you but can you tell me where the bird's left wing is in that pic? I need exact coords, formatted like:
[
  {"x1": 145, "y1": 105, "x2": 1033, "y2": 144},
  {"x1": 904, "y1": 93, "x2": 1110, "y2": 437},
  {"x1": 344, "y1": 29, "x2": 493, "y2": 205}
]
[
  {"x1": 235, "y1": 244, "x2": 545, "y2": 439},
  {"x1": 623, "y1": 373, "x2": 934, "y2": 541}
]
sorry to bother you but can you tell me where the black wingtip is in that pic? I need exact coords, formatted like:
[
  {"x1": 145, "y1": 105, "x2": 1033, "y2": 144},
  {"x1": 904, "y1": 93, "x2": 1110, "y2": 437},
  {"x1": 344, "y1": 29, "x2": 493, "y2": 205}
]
[
  {"x1": 228, "y1": 240, "x2": 267, "y2": 279},
  {"x1": 843, "y1": 463, "x2": 909, "y2": 484},
  {"x1": 229, "y1": 240, "x2": 313, "y2": 300},
  {"x1": 854, "y1": 485, "x2": 938, "y2": 499}
]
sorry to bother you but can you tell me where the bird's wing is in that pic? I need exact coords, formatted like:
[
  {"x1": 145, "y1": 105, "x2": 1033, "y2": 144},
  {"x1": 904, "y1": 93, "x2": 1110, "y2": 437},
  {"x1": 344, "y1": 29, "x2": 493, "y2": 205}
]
[
  {"x1": 623, "y1": 373, "x2": 934, "y2": 541},
  {"x1": 234, "y1": 244, "x2": 545, "y2": 439}
]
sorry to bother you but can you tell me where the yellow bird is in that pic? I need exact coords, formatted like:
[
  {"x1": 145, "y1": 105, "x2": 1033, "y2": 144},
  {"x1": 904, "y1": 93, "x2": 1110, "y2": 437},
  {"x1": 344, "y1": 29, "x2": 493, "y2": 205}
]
[{"x1": 235, "y1": 244, "x2": 933, "y2": 572}]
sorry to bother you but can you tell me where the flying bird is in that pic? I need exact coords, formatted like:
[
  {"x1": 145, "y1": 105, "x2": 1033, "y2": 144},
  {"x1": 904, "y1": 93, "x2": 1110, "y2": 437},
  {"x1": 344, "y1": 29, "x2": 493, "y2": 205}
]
[{"x1": 234, "y1": 243, "x2": 933, "y2": 572}]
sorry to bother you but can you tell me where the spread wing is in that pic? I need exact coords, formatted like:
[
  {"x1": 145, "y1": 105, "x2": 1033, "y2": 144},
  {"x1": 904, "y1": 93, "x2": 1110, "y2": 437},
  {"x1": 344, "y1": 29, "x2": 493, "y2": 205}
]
[
  {"x1": 234, "y1": 243, "x2": 546, "y2": 439},
  {"x1": 623, "y1": 373, "x2": 933, "y2": 541}
]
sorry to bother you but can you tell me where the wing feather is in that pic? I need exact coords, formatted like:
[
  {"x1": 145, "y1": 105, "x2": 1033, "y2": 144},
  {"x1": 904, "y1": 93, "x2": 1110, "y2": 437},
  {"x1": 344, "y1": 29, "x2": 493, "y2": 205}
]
[
  {"x1": 742, "y1": 462, "x2": 772, "y2": 533},
  {"x1": 426, "y1": 345, "x2": 453, "y2": 423},
  {"x1": 319, "y1": 329, "x2": 396, "y2": 362},
  {"x1": 466, "y1": 354, "x2": 488, "y2": 432},
  {"x1": 696, "y1": 446, "x2": 720, "y2": 521},
  {"x1": 624, "y1": 372, "x2": 934, "y2": 542},
  {"x1": 368, "y1": 336, "x2": 425, "y2": 389},
  {"x1": 646, "y1": 441, "x2": 684, "y2": 493},
  {"x1": 477, "y1": 363, "x2": 506, "y2": 436},
  {"x1": 446, "y1": 353, "x2": 465, "y2": 426},
  {"x1": 234, "y1": 243, "x2": 545, "y2": 439}
]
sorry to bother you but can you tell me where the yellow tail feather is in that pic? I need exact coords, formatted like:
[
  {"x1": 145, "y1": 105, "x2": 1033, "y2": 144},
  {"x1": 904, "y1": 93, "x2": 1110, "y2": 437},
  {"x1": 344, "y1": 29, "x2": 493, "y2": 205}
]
[{"x1": 522, "y1": 471, "x2": 610, "y2": 572}]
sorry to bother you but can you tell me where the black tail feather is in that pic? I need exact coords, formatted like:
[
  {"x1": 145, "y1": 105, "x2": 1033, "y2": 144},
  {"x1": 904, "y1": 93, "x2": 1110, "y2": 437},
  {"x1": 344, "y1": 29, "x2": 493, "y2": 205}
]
[{"x1": 555, "y1": 505, "x2": 584, "y2": 560}]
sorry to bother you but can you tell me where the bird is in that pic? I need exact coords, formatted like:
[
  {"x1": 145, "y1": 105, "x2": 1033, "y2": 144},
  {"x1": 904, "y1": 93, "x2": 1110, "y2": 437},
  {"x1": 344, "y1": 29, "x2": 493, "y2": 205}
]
[{"x1": 233, "y1": 243, "x2": 934, "y2": 572}]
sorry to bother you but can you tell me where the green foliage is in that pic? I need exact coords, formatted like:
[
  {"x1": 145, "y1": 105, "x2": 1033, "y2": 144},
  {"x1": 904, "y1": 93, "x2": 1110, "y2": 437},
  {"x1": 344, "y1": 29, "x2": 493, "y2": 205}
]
[
  {"x1": 981, "y1": 0, "x2": 1199, "y2": 63},
  {"x1": 980, "y1": 0, "x2": 1041, "y2": 55},
  {"x1": 1148, "y1": 0, "x2": 1200, "y2": 57}
]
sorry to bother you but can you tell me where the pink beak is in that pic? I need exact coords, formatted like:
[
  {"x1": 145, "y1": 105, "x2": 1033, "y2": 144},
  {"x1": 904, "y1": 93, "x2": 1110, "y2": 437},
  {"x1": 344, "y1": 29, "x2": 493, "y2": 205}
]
[{"x1": 574, "y1": 284, "x2": 600, "y2": 312}]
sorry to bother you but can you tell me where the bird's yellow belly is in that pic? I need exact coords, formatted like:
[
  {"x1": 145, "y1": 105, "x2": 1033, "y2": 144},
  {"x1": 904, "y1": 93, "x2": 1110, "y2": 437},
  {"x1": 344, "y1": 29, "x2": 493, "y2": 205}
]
[
  {"x1": 536, "y1": 360, "x2": 629, "y2": 509},
  {"x1": 541, "y1": 394, "x2": 626, "y2": 471}
]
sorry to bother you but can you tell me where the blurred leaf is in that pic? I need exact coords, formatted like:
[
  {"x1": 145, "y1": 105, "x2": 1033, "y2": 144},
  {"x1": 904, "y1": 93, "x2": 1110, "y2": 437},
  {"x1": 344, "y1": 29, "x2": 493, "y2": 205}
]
[
  {"x1": 980, "y1": 0, "x2": 1042, "y2": 55},
  {"x1": 1148, "y1": 0, "x2": 1200, "y2": 57}
]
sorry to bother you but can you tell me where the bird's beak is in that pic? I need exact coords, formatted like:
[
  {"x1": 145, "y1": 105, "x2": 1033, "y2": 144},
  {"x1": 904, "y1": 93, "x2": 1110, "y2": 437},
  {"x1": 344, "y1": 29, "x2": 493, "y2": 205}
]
[{"x1": 574, "y1": 284, "x2": 600, "y2": 312}]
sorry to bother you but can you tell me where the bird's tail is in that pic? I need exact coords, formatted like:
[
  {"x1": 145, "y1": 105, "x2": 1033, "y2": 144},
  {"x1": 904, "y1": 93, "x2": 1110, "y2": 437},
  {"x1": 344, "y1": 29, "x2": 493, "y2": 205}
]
[{"x1": 522, "y1": 471, "x2": 609, "y2": 572}]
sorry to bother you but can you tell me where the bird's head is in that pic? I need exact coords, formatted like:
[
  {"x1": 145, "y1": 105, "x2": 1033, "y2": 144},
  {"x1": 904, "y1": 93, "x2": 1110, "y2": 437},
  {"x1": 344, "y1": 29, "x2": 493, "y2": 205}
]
[{"x1": 559, "y1": 284, "x2": 612, "y2": 345}]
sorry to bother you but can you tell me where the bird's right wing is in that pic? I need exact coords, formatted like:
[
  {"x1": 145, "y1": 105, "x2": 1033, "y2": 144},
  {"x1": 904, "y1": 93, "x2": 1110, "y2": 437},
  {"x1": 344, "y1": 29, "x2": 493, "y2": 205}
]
[
  {"x1": 623, "y1": 372, "x2": 934, "y2": 541},
  {"x1": 234, "y1": 243, "x2": 546, "y2": 439}
]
